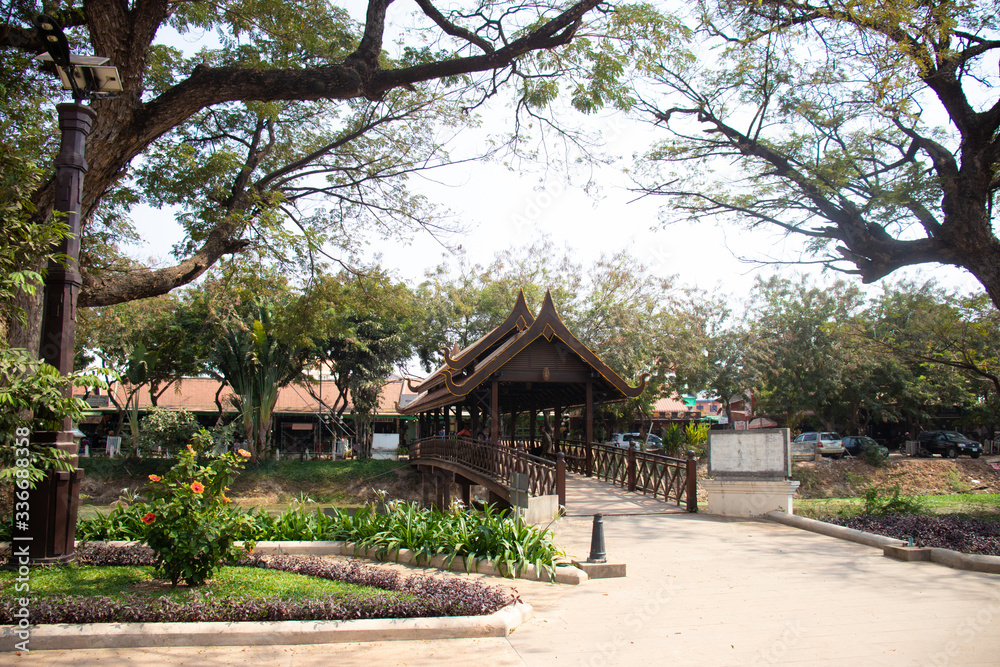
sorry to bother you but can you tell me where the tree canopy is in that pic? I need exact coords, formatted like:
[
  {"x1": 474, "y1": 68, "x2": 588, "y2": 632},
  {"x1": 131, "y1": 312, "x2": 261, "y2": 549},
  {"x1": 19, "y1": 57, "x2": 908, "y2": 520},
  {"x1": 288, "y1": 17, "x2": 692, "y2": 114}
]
[
  {"x1": 0, "y1": 0, "x2": 620, "y2": 348},
  {"x1": 635, "y1": 0, "x2": 1000, "y2": 308}
]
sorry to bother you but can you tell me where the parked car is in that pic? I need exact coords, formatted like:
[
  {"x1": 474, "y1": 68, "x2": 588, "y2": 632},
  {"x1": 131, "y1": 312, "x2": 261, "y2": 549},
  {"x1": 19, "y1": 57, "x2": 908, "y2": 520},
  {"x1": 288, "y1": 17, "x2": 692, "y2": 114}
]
[
  {"x1": 791, "y1": 431, "x2": 845, "y2": 458},
  {"x1": 608, "y1": 433, "x2": 663, "y2": 451},
  {"x1": 915, "y1": 431, "x2": 983, "y2": 459},
  {"x1": 841, "y1": 435, "x2": 888, "y2": 461}
]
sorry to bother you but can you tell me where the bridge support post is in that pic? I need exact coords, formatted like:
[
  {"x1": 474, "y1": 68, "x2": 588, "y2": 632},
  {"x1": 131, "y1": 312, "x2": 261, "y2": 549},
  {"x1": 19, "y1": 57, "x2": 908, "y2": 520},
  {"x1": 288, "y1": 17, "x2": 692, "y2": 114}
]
[
  {"x1": 556, "y1": 452, "x2": 566, "y2": 510},
  {"x1": 686, "y1": 450, "x2": 698, "y2": 513},
  {"x1": 435, "y1": 470, "x2": 454, "y2": 510},
  {"x1": 459, "y1": 479, "x2": 472, "y2": 507},
  {"x1": 421, "y1": 470, "x2": 433, "y2": 508},
  {"x1": 627, "y1": 443, "x2": 637, "y2": 492}
]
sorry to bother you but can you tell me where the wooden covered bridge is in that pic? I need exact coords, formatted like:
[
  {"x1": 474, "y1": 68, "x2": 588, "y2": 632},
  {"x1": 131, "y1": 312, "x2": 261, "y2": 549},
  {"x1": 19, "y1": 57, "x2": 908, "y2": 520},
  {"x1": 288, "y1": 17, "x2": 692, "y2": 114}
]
[{"x1": 399, "y1": 291, "x2": 697, "y2": 514}]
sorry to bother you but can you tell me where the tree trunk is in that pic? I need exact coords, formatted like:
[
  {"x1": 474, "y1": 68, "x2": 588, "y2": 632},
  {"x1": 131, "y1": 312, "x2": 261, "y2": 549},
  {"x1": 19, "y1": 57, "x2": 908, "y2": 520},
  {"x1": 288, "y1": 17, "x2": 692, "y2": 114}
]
[{"x1": 4, "y1": 282, "x2": 44, "y2": 353}]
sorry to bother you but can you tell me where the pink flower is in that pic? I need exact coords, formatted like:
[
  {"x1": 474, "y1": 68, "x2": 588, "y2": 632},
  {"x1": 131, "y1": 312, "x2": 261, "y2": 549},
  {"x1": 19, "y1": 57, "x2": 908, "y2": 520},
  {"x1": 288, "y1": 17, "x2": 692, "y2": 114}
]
[{"x1": 190, "y1": 481, "x2": 205, "y2": 494}]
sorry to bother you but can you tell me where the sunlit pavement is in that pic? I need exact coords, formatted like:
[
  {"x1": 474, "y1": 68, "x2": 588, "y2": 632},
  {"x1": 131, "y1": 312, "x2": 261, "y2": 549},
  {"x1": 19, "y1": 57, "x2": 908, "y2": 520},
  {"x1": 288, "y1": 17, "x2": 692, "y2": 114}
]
[{"x1": 12, "y1": 475, "x2": 1000, "y2": 665}]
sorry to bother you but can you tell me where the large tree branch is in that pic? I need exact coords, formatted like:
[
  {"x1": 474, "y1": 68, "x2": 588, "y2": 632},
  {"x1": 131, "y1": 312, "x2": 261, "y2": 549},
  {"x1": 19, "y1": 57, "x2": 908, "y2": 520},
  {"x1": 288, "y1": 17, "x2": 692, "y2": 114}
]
[
  {"x1": 413, "y1": 0, "x2": 494, "y2": 54},
  {"x1": 689, "y1": 106, "x2": 862, "y2": 229},
  {"x1": 343, "y1": 0, "x2": 394, "y2": 81},
  {"x1": 650, "y1": 104, "x2": 967, "y2": 285},
  {"x1": 134, "y1": 0, "x2": 597, "y2": 148},
  {"x1": 34, "y1": 0, "x2": 602, "y2": 310},
  {"x1": 79, "y1": 220, "x2": 250, "y2": 307},
  {"x1": 0, "y1": 22, "x2": 40, "y2": 50}
]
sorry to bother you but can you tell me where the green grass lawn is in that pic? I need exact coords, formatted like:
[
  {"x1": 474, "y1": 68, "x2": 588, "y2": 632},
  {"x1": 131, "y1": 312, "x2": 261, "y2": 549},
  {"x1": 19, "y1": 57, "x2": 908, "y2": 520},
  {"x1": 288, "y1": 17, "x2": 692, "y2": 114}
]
[
  {"x1": 794, "y1": 493, "x2": 1000, "y2": 519},
  {"x1": 0, "y1": 563, "x2": 414, "y2": 603}
]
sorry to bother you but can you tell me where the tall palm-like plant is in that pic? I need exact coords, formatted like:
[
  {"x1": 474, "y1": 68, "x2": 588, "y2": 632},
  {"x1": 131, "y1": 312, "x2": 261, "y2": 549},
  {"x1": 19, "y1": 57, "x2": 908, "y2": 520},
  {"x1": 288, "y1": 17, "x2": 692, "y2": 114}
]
[
  {"x1": 124, "y1": 343, "x2": 158, "y2": 453},
  {"x1": 212, "y1": 305, "x2": 301, "y2": 461}
]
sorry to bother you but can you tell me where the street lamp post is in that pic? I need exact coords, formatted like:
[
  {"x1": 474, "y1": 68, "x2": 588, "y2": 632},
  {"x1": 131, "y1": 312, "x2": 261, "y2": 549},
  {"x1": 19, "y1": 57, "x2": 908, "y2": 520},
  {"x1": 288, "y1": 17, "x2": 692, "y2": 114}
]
[{"x1": 15, "y1": 15, "x2": 121, "y2": 562}]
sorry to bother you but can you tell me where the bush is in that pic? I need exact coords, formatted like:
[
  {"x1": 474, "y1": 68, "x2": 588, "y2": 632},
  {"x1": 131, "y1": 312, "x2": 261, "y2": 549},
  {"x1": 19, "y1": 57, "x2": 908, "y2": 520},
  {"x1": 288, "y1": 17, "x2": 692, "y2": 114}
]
[
  {"x1": 858, "y1": 483, "x2": 925, "y2": 517},
  {"x1": 76, "y1": 493, "x2": 151, "y2": 542},
  {"x1": 78, "y1": 486, "x2": 565, "y2": 579},
  {"x1": 246, "y1": 495, "x2": 564, "y2": 579},
  {"x1": 684, "y1": 422, "x2": 709, "y2": 457},
  {"x1": 142, "y1": 430, "x2": 256, "y2": 586},
  {"x1": 136, "y1": 407, "x2": 200, "y2": 456},
  {"x1": 859, "y1": 442, "x2": 889, "y2": 467},
  {"x1": 661, "y1": 424, "x2": 685, "y2": 456}
]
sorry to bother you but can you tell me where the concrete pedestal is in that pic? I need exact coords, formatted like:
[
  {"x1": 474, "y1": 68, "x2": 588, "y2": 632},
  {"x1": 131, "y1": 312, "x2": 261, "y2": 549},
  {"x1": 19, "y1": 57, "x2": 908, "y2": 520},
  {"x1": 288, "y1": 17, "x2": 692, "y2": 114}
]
[
  {"x1": 514, "y1": 494, "x2": 560, "y2": 524},
  {"x1": 703, "y1": 479, "x2": 800, "y2": 517}
]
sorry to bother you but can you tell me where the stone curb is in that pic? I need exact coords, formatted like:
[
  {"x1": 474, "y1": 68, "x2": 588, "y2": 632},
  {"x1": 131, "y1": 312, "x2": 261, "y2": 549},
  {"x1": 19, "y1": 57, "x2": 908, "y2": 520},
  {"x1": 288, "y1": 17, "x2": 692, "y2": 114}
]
[
  {"x1": 1, "y1": 602, "x2": 534, "y2": 651},
  {"x1": 764, "y1": 511, "x2": 1000, "y2": 574},
  {"x1": 86, "y1": 540, "x2": 588, "y2": 585},
  {"x1": 763, "y1": 511, "x2": 905, "y2": 549},
  {"x1": 248, "y1": 541, "x2": 589, "y2": 585},
  {"x1": 926, "y1": 547, "x2": 1000, "y2": 574}
]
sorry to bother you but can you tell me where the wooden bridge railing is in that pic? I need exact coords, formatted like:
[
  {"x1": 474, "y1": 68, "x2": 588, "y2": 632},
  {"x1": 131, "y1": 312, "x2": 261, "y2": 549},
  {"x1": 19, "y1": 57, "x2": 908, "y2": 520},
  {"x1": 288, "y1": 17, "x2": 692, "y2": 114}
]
[
  {"x1": 556, "y1": 440, "x2": 698, "y2": 512},
  {"x1": 410, "y1": 437, "x2": 565, "y2": 507}
]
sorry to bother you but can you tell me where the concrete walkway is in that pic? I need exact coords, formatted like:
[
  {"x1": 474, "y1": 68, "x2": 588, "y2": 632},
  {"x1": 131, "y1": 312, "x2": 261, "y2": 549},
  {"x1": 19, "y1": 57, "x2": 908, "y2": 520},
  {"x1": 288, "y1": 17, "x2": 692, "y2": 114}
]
[
  {"x1": 562, "y1": 472, "x2": 688, "y2": 516},
  {"x1": 12, "y1": 476, "x2": 1000, "y2": 665}
]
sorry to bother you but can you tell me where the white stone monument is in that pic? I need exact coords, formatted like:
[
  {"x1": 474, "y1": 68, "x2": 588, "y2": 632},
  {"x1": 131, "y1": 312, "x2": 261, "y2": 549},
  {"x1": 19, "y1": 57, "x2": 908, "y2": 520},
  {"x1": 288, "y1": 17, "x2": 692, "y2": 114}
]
[{"x1": 703, "y1": 429, "x2": 800, "y2": 517}]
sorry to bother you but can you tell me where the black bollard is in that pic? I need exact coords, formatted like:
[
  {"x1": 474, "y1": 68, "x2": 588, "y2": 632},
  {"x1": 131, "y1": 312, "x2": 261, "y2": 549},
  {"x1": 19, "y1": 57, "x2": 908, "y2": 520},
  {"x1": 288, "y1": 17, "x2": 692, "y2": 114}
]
[{"x1": 588, "y1": 513, "x2": 607, "y2": 563}]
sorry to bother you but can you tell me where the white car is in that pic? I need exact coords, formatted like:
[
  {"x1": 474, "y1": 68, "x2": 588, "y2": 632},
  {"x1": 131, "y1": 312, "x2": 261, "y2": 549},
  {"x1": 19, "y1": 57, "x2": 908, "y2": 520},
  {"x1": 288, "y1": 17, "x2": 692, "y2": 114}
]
[
  {"x1": 792, "y1": 431, "x2": 845, "y2": 458},
  {"x1": 608, "y1": 433, "x2": 663, "y2": 451}
]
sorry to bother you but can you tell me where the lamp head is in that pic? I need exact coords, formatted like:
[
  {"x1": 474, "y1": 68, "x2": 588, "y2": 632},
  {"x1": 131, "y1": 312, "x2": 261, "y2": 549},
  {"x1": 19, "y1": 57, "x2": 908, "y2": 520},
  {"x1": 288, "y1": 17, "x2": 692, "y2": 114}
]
[{"x1": 35, "y1": 14, "x2": 71, "y2": 69}]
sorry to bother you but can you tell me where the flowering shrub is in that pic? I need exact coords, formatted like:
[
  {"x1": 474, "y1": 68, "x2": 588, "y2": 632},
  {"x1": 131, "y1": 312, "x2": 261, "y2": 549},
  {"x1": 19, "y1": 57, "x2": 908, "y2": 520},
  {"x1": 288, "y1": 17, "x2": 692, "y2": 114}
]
[{"x1": 142, "y1": 430, "x2": 255, "y2": 586}]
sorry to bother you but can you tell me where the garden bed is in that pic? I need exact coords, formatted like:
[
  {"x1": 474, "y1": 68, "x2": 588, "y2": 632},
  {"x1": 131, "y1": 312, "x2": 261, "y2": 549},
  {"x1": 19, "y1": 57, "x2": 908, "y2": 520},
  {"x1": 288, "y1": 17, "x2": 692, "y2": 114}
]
[
  {"x1": 0, "y1": 543, "x2": 515, "y2": 625},
  {"x1": 821, "y1": 514, "x2": 1000, "y2": 557}
]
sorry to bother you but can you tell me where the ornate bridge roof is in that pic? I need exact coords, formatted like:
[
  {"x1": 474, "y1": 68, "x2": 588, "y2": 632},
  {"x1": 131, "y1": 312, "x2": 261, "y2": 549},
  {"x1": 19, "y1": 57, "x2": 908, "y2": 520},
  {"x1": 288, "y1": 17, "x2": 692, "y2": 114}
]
[{"x1": 398, "y1": 290, "x2": 648, "y2": 415}]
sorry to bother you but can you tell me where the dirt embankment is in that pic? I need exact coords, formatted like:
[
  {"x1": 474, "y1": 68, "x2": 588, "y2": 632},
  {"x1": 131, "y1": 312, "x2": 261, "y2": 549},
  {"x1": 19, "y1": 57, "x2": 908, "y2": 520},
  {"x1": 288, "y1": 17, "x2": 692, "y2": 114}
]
[
  {"x1": 79, "y1": 454, "x2": 1000, "y2": 508},
  {"x1": 790, "y1": 455, "x2": 1000, "y2": 499},
  {"x1": 80, "y1": 464, "x2": 423, "y2": 508}
]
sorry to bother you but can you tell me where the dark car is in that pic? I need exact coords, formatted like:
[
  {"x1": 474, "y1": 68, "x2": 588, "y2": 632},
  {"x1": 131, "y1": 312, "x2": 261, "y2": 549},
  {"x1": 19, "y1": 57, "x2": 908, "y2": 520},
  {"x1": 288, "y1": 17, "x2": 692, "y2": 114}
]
[
  {"x1": 915, "y1": 431, "x2": 983, "y2": 459},
  {"x1": 841, "y1": 435, "x2": 888, "y2": 461}
]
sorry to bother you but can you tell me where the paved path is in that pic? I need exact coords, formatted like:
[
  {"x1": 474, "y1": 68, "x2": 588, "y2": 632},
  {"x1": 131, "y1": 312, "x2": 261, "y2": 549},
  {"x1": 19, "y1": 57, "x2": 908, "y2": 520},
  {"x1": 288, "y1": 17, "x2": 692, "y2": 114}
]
[
  {"x1": 562, "y1": 471, "x2": 688, "y2": 516},
  {"x1": 12, "y1": 476, "x2": 1000, "y2": 665}
]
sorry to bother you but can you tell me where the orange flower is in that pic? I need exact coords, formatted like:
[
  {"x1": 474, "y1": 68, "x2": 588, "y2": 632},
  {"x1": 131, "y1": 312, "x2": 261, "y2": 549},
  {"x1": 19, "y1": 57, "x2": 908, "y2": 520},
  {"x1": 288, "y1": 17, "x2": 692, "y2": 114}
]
[
  {"x1": 221, "y1": 494, "x2": 232, "y2": 504},
  {"x1": 190, "y1": 481, "x2": 205, "y2": 494},
  {"x1": 237, "y1": 448, "x2": 251, "y2": 458},
  {"x1": 148, "y1": 474, "x2": 161, "y2": 482},
  {"x1": 187, "y1": 444, "x2": 195, "y2": 452},
  {"x1": 142, "y1": 512, "x2": 156, "y2": 525}
]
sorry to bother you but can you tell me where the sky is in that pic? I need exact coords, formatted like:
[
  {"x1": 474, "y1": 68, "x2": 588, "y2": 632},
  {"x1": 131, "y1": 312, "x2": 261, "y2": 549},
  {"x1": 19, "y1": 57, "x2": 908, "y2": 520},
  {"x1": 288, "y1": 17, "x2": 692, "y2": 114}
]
[
  {"x1": 122, "y1": 10, "x2": 986, "y2": 309},
  {"x1": 126, "y1": 120, "x2": 983, "y2": 308}
]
